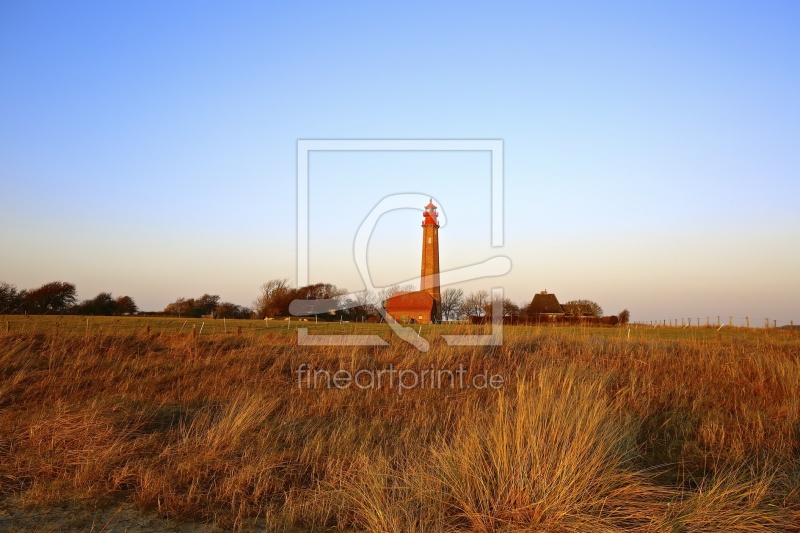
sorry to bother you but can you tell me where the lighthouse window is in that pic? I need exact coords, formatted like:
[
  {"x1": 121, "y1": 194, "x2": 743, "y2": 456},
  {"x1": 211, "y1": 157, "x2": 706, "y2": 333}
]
[{"x1": 428, "y1": 237, "x2": 432, "y2": 243}]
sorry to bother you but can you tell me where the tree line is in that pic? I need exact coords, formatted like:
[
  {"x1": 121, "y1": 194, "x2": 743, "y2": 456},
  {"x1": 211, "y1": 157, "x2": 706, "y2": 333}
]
[
  {"x1": 441, "y1": 289, "x2": 628, "y2": 323},
  {"x1": 1, "y1": 279, "x2": 630, "y2": 324},
  {"x1": 162, "y1": 294, "x2": 250, "y2": 319},
  {"x1": 0, "y1": 281, "x2": 138, "y2": 316},
  {"x1": 251, "y1": 280, "x2": 630, "y2": 324}
]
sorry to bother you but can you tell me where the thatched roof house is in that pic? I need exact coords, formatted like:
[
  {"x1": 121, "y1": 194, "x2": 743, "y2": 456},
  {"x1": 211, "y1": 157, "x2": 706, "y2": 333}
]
[{"x1": 527, "y1": 290, "x2": 565, "y2": 317}]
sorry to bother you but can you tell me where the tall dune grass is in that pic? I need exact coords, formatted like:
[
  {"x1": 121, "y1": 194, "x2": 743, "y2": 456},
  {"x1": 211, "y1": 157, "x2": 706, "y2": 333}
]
[{"x1": 0, "y1": 325, "x2": 799, "y2": 530}]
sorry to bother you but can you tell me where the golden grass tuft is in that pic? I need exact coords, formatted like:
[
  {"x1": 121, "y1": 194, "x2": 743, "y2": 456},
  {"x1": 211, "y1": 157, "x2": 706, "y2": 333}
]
[{"x1": 426, "y1": 368, "x2": 667, "y2": 532}]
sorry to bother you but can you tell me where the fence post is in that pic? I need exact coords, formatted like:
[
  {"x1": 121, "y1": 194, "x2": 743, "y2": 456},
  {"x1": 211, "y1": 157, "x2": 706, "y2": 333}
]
[
  {"x1": 765, "y1": 317, "x2": 769, "y2": 329},
  {"x1": 5, "y1": 321, "x2": 9, "y2": 334},
  {"x1": 237, "y1": 325, "x2": 242, "y2": 336},
  {"x1": 729, "y1": 316, "x2": 733, "y2": 327},
  {"x1": 717, "y1": 316, "x2": 720, "y2": 327},
  {"x1": 706, "y1": 316, "x2": 710, "y2": 327},
  {"x1": 146, "y1": 324, "x2": 151, "y2": 334},
  {"x1": 774, "y1": 320, "x2": 777, "y2": 329},
  {"x1": 746, "y1": 316, "x2": 749, "y2": 328},
  {"x1": 192, "y1": 324, "x2": 197, "y2": 339}
]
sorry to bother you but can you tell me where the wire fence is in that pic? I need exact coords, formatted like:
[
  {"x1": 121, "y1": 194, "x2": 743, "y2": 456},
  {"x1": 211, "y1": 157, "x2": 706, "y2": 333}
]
[
  {"x1": 640, "y1": 316, "x2": 794, "y2": 330},
  {"x1": 1, "y1": 314, "x2": 795, "y2": 341}
]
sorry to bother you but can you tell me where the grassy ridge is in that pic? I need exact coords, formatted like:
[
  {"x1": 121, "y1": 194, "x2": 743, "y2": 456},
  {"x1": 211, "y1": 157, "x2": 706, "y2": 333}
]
[{"x1": 0, "y1": 319, "x2": 799, "y2": 530}]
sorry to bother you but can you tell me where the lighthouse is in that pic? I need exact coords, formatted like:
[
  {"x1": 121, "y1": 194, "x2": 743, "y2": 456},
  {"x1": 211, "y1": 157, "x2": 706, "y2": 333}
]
[
  {"x1": 420, "y1": 200, "x2": 441, "y2": 318},
  {"x1": 384, "y1": 199, "x2": 443, "y2": 324}
]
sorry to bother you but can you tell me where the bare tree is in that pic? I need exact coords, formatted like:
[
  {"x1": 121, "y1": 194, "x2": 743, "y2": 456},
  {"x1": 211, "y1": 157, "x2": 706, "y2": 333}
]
[
  {"x1": 462, "y1": 290, "x2": 489, "y2": 317},
  {"x1": 440, "y1": 288, "x2": 465, "y2": 321}
]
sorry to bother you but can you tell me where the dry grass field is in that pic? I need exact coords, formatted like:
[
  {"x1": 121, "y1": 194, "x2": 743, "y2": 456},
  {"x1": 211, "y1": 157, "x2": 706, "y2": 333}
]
[{"x1": 1, "y1": 316, "x2": 799, "y2": 531}]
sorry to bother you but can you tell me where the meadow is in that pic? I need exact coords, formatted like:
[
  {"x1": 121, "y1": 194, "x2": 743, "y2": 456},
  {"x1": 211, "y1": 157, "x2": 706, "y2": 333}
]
[{"x1": 0, "y1": 315, "x2": 799, "y2": 531}]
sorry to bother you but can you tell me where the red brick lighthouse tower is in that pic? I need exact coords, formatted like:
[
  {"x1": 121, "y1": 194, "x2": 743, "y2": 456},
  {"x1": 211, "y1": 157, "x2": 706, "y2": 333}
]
[
  {"x1": 420, "y1": 199, "x2": 442, "y2": 321},
  {"x1": 384, "y1": 199, "x2": 443, "y2": 324}
]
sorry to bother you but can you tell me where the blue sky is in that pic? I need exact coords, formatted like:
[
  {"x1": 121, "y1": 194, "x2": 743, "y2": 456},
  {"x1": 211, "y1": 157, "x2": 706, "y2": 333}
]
[{"x1": 1, "y1": 1, "x2": 798, "y2": 323}]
